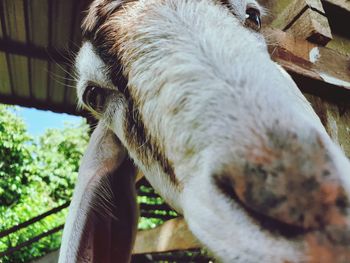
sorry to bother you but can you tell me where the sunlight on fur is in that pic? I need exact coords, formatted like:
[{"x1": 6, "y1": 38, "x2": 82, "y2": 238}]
[{"x1": 59, "y1": 1, "x2": 350, "y2": 262}]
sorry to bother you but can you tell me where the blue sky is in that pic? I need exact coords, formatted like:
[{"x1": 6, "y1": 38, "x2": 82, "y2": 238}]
[{"x1": 16, "y1": 106, "x2": 83, "y2": 136}]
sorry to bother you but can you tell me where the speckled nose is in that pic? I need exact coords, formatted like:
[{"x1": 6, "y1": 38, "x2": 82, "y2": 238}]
[
  {"x1": 214, "y1": 128, "x2": 350, "y2": 258},
  {"x1": 222, "y1": 129, "x2": 350, "y2": 230}
]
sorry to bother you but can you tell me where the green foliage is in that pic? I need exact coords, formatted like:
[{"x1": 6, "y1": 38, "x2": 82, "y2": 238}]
[
  {"x1": 0, "y1": 105, "x2": 176, "y2": 262},
  {"x1": 137, "y1": 184, "x2": 178, "y2": 230},
  {"x1": 0, "y1": 105, "x2": 89, "y2": 262},
  {"x1": 33, "y1": 123, "x2": 89, "y2": 202},
  {"x1": 0, "y1": 181, "x2": 67, "y2": 262},
  {"x1": 0, "y1": 106, "x2": 32, "y2": 206}
]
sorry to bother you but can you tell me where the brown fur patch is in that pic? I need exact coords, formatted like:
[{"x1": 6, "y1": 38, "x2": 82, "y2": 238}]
[{"x1": 82, "y1": 0, "x2": 125, "y2": 39}]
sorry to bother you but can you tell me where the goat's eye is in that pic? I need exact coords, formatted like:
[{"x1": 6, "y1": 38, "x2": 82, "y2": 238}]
[
  {"x1": 82, "y1": 85, "x2": 108, "y2": 113},
  {"x1": 245, "y1": 8, "x2": 261, "y2": 31}
]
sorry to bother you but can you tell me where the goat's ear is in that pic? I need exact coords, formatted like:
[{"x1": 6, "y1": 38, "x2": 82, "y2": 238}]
[{"x1": 59, "y1": 122, "x2": 138, "y2": 263}]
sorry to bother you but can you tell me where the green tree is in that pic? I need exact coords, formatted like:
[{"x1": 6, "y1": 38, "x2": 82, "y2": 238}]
[
  {"x1": 0, "y1": 105, "x2": 89, "y2": 262},
  {"x1": 34, "y1": 122, "x2": 89, "y2": 202},
  {"x1": 0, "y1": 106, "x2": 33, "y2": 207},
  {"x1": 0, "y1": 105, "x2": 178, "y2": 262}
]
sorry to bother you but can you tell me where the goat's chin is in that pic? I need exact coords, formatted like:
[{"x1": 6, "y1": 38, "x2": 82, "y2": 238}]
[
  {"x1": 181, "y1": 174, "x2": 303, "y2": 263},
  {"x1": 182, "y1": 164, "x2": 350, "y2": 263}
]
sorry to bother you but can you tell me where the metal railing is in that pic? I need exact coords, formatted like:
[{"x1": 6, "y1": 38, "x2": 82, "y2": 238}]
[
  {"x1": 0, "y1": 202, "x2": 70, "y2": 258},
  {"x1": 0, "y1": 179, "x2": 184, "y2": 261},
  {"x1": 0, "y1": 179, "x2": 176, "y2": 260}
]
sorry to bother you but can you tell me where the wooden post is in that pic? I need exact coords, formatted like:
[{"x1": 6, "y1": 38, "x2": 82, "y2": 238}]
[
  {"x1": 271, "y1": 0, "x2": 333, "y2": 45},
  {"x1": 323, "y1": 0, "x2": 350, "y2": 12},
  {"x1": 133, "y1": 218, "x2": 200, "y2": 254}
]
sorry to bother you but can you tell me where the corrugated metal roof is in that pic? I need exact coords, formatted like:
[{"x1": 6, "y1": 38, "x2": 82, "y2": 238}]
[
  {"x1": 0, "y1": 0, "x2": 90, "y2": 115},
  {"x1": 0, "y1": 0, "x2": 349, "y2": 115}
]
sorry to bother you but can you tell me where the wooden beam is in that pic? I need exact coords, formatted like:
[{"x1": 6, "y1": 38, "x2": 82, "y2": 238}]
[
  {"x1": 321, "y1": 1, "x2": 350, "y2": 57},
  {"x1": 133, "y1": 217, "x2": 200, "y2": 254},
  {"x1": 287, "y1": 8, "x2": 332, "y2": 45},
  {"x1": 0, "y1": 39, "x2": 71, "y2": 64},
  {"x1": 271, "y1": 0, "x2": 332, "y2": 45},
  {"x1": 136, "y1": 170, "x2": 144, "y2": 183},
  {"x1": 305, "y1": 93, "x2": 350, "y2": 157},
  {"x1": 272, "y1": 0, "x2": 325, "y2": 28},
  {"x1": 264, "y1": 28, "x2": 350, "y2": 90},
  {"x1": 0, "y1": 93, "x2": 81, "y2": 116},
  {"x1": 323, "y1": 0, "x2": 350, "y2": 12},
  {"x1": 27, "y1": 0, "x2": 50, "y2": 102}
]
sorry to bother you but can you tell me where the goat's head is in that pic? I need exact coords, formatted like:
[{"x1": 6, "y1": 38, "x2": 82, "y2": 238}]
[{"x1": 59, "y1": 0, "x2": 350, "y2": 262}]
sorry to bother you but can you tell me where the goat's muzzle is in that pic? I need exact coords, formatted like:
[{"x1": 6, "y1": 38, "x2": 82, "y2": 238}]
[{"x1": 214, "y1": 128, "x2": 350, "y2": 262}]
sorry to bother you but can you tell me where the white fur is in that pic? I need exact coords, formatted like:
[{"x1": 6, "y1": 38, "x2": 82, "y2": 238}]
[
  {"x1": 76, "y1": 42, "x2": 116, "y2": 105},
  {"x1": 71, "y1": 0, "x2": 350, "y2": 262}
]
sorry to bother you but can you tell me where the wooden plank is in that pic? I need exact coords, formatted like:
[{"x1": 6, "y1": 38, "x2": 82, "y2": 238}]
[
  {"x1": 51, "y1": 0, "x2": 73, "y2": 49},
  {"x1": 287, "y1": 8, "x2": 332, "y2": 45},
  {"x1": 323, "y1": 0, "x2": 350, "y2": 12},
  {"x1": 48, "y1": 63, "x2": 67, "y2": 104},
  {"x1": 0, "y1": 39, "x2": 71, "y2": 63},
  {"x1": 264, "y1": 28, "x2": 350, "y2": 89},
  {"x1": 27, "y1": 0, "x2": 49, "y2": 47},
  {"x1": 71, "y1": 0, "x2": 88, "y2": 49},
  {"x1": 322, "y1": 0, "x2": 350, "y2": 57},
  {"x1": 272, "y1": 0, "x2": 325, "y2": 29},
  {"x1": 0, "y1": 93, "x2": 80, "y2": 115},
  {"x1": 259, "y1": 0, "x2": 292, "y2": 24},
  {"x1": 261, "y1": 0, "x2": 349, "y2": 54},
  {"x1": 264, "y1": 0, "x2": 325, "y2": 24},
  {"x1": 63, "y1": 78, "x2": 77, "y2": 104},
  {"x1": 133, "y1": 217, "x2": 200, "y2": 254},
  {"x1": 27, "y1": 0, "x2": 49, "y2": 101},
  {"x1": 23, "y1": 0, "x2": 33, "y2": 100},
  {"x1": 31, "y1": 59, "x2": 48, "y2": 101},
  {"x1": 0, "y1": 52, "x2": 11, "y2": 96},
  {"x1": 7, "y1": 54, "x2": 30, "y2": 98},
  {"x1": 63, "y1": 0, "x2": 86, "y2": 107},
  {"x1": 305, "y1": 0, "x2": 326, "y2": 12},
  {"x1": 305, "y1": 93, "x2": 350, "y2": 158},
  {"x1": 326, "y1": 34, "x2": 350, "y2": 56},
  {"x1": 0, "y1": 13, "x2": 3, "y2": 38},
  {"x1": 271, "y1": 0, "x2": 332, "y2": 45},
  {"x1": 65, "y1": 86, "x2": 78, "y2": 109},
  {"x1": 48, "y1": 0, "x2": 74, "y2": 105},
  {"x1": 136, "y1": 170, "x2": 145, "y2": 183},
  {"x1": 33, "y1": 250, "x2": 59, "y2": 263},
  {"x1": 3, "y1": 0, "x2": 30, "y2": 98},
  {"x1": 2, "y1": 0, "x2": 26, "y2": 43}
]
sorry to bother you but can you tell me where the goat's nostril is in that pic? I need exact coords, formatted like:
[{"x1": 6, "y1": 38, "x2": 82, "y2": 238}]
[
  {"x1": 213, "y1": 173, "x2": 237, "y2": 200},
  {"x1": 213, "y1": 173, "x2": 306, "y2": 238}
]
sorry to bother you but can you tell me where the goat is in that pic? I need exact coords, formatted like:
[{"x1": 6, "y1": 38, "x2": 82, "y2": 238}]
[{"x1": 59, "y1": 0, "x2": 350, "y2": 262}]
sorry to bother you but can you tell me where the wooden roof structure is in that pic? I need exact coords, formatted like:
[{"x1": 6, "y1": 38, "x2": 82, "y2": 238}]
[
  {"x1": 0, "y1": 0, "x2": 349, "y2": 115},
  {"x1": 0, "y1": 0, "x2": 90, "y2": 115}
]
